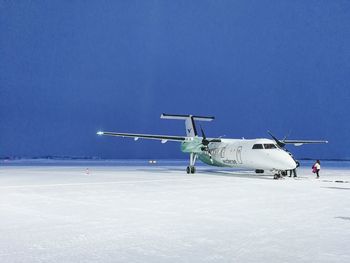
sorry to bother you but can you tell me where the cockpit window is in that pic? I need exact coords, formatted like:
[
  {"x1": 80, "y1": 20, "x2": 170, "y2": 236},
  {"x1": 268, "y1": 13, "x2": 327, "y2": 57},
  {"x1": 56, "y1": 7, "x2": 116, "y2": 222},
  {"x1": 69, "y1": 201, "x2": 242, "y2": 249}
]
[
  {"x1": 252, "y1": 144, "x2": 263, "y2": 149},
  {"x1": 264, "y1": 144, "x2": 277, "y2": 149}
]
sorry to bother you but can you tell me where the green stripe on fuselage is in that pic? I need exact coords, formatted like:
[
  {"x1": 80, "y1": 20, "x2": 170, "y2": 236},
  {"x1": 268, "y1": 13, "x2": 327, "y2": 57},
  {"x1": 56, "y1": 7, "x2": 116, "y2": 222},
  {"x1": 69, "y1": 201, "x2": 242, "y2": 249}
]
[
  {"x1": 197, "y1": 153, "x2": 228, "y2": 167},
  {"x1": 181, "y1": 138, "x2": 203, "y2": 153},
  {"x1": 181, "y1": 139, "x2": 229, "y2": 167}
]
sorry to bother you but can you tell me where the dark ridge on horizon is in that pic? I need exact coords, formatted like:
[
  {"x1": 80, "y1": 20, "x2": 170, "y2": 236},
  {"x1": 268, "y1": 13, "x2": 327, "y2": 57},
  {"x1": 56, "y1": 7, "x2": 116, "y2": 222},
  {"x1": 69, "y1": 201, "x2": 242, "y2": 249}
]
[{"x1": 1, "y1": 156, "x2": 350, "y2": 162}]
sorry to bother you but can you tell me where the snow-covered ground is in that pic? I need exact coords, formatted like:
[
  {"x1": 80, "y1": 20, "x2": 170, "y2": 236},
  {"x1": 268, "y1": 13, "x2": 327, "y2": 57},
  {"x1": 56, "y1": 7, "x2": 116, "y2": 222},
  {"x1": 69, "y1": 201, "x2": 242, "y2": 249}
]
[{"x1": 0, "y1": 161, "x2": 349, "y2": 262}]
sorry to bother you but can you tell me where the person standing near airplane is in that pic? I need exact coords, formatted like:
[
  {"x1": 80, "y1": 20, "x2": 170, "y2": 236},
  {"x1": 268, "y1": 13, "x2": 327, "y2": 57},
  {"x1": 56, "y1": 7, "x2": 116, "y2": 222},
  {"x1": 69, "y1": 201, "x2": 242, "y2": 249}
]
[
  {"x1": 313, "y1": 160, "x2": 321, "y2": 178},
  {"x1": 289, "y1": 168, "x2": 297, "y2": 178}
]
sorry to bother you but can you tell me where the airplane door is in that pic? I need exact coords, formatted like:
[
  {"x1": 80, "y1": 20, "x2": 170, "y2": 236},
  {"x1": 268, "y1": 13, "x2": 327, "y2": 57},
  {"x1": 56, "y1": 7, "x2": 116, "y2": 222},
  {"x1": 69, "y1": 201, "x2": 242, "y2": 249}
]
[
  {"x1": 221, "y1": 147, "x2": 226, "y2": 158},
  {"x1": 236, "y1": 146, "x2": 243, "y2": 164}
]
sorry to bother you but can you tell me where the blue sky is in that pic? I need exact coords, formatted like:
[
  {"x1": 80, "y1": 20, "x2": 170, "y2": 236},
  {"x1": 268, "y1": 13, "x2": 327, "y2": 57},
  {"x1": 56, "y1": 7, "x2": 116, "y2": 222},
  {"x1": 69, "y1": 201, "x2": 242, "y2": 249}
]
[{"x1": 0, "y1": 1, "x2": 349, "y2": 159}]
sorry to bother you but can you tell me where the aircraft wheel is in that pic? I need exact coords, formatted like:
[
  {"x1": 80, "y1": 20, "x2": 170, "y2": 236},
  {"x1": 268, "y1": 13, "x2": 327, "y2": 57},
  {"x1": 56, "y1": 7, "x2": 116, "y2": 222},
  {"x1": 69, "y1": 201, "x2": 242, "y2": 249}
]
[
  {"x1": 273, "y1": 174, "x2": 279, "y2": 180},
  {"x1": 191, "y1": 166, "x2": 196, "y2": 174},
  {"x1": 187, "y1": 166, "x2": 196, "y2": 174}
]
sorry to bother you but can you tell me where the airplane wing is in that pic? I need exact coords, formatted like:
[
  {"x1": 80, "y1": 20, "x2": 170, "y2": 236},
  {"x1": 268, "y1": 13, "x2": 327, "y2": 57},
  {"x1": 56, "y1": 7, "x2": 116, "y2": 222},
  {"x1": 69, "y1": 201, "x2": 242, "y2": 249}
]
[
  {"x1": 281, "y1": 140, "x2": 329, "y2": 146},
  {"x1": 268, "y1": 131, "x2": 328, "y2": 147},
  {"x1": 97, "y1": 131, "x2": 186, "y2": 142}
]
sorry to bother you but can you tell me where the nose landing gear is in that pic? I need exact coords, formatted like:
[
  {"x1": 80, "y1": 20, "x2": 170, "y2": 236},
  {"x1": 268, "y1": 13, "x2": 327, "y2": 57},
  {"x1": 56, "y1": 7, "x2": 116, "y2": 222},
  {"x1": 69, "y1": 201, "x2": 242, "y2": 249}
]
[
  {"x1": 273, "y1": 168, "x2": 298, "y2": 179},
  {"x1": 273, "y1": 170, "x2": 284, "y2": 180}
]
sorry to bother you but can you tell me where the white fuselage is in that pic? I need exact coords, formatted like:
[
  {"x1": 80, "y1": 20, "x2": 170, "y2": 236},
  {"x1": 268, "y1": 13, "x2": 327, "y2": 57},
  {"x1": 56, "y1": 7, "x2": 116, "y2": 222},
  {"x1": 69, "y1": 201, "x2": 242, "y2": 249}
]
[{"x1": 198, "y1": 138, "x2": 297, "y2": 172}]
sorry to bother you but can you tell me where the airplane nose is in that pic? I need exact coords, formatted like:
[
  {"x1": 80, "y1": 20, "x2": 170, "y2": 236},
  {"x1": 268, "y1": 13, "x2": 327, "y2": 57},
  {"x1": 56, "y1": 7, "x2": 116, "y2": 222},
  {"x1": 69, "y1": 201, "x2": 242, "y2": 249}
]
[
  {"x1": 283, "y1": 155, "x2": 297, "y2": 170},
  {"x1": 268, "y1": 151, "x2": 297, "y2": 170}
]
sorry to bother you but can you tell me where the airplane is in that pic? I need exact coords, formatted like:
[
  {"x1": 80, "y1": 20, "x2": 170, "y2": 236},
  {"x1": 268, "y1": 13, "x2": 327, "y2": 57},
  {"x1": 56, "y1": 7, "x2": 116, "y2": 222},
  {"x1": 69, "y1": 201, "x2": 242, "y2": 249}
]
[{"x1": 97, "y1": 114, "x2": 328, "y2": 179}]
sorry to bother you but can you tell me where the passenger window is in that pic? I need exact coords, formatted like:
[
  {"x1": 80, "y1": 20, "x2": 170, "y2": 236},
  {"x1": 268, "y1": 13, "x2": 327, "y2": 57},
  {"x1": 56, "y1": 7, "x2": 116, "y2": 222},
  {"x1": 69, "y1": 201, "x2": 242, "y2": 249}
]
[{"x1": 252, "y1": 144, "x2": 263, "y2": 149}]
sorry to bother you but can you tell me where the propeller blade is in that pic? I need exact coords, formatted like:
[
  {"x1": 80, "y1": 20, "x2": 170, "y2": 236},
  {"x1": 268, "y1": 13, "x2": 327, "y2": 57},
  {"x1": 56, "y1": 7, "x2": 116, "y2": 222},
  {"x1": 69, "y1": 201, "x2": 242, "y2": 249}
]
[
  {"x1": 200, "y1": 125, "x2": 206, "y2": 140},
  {"x1": 208, "y1": 148, "x2": 213, "y2": 163},
  {"x1": 200, "y1": 125, "x2": 210, "y2": 146},
  {"x1": 267, "y1": 130, "x2": 286, "y2": 148},
  {"x1": 199, "y1": 125, "x2": 214, "y2": 164}
]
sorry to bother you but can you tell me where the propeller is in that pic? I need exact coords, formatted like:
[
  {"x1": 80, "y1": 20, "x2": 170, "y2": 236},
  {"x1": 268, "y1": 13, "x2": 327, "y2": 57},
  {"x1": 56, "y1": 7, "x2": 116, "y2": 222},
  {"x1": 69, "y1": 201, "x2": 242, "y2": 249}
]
[
  {"x1": 268, "y1": 130, "x2": 300, "y2": 168},
  {"x1": 200, "y1": 126, "x2": 221, "y2": 162},
  {"x1": 267, "y1": 130, "x2": 286, "y2": 148},
  {"x1": 200, "y1": 126, "x2": 221, "y2": 145}
]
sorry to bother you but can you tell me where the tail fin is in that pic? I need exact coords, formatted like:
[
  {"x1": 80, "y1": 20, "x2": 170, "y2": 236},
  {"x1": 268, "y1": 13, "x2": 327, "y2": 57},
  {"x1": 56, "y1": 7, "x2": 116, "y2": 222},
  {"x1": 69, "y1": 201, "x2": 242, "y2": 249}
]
[{"x1": 160, "y1": 113, "x2": 214, "y2": 137}]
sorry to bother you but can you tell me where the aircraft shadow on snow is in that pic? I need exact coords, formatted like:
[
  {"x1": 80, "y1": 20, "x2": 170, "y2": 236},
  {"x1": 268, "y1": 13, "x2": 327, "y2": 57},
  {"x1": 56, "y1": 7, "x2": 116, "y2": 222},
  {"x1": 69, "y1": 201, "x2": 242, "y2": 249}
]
[{"x1": 135, "y1": 167, "x2": 274, "y2": 180}]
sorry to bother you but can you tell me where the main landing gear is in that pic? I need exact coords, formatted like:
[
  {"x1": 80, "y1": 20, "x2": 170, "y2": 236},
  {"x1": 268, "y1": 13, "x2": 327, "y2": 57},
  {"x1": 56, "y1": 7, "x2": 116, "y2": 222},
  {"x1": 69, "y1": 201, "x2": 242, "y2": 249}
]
[
  {"x1": 186, "y1": 166, "x2": 196, "y2": 174},
  {"x1": 186, "y1": 153, "x2": 197, "y2": 174}
]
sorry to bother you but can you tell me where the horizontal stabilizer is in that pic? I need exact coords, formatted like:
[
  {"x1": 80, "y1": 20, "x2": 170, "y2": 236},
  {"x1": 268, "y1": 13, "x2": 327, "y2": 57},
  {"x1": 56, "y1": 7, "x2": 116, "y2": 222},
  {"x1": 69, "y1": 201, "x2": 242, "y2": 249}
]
[
  {"x1": 161, "y1": 113, "x2": 215, "y2": 137},
  {"x1": 161, "y1": 113, "x2": 214, "y2": 122}
]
